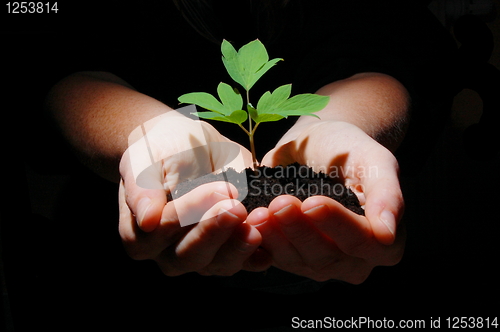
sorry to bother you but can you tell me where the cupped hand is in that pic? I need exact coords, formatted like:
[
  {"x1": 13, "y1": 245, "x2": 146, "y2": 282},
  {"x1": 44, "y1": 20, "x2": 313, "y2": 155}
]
[
  {"x1": 118, "y1": 111, "x2": 271, "y2": 276},
  {"x1": 246, "y1": 121, "x2": 406, "y2": 283}
]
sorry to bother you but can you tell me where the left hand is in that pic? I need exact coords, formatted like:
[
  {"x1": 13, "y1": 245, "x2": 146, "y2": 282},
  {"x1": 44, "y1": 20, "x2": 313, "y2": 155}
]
[
  {"x1": 246, "y1": 121, "x2": 406, "y2": 283},
  {"x1": 118, "y1": 113, "x2": 271, "y2": 276}
]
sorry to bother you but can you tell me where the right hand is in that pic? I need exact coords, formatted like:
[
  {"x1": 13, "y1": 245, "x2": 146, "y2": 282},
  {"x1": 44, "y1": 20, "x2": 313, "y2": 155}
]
[
  {"x1": 246, "y1": 121, "x2": 406, "y2": 283},
  {"x1": 118, "y1": 111, "x2": 272, "y2": 276}
]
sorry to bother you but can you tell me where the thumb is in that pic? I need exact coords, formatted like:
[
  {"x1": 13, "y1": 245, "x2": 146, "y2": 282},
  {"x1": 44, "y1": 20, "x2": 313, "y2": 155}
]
[
  {"x1": 260, "y1": 141, "x2": 297, "y2": 168},
  {"x1": 120, "y1": 152, "x2": 167, "y2": 233},
  {"x1": 362, "y1": 159, "x2": 404, "y2": 246}
]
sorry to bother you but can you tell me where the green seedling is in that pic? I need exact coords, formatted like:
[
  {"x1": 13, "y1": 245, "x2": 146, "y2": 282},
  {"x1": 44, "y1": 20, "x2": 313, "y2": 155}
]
[{"x1": 179, "y1": 39, "x2": 330, "y2": 168}]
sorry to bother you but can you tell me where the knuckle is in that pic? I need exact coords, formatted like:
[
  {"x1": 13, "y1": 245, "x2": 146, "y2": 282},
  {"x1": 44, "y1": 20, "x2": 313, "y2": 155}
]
[
  {"x1": 310, "y1": 255, "x2": 341, "y2": 275},
  {"x1": 193, "y1": 223, "x2": 219, "y2": 245},
  {"x1": 381, "y1": 245, "x2": 405, "y2": 266},
  {"x1": 120, "y1": 232, "x2": 158, "y2": 261},
  {"x1": 345, "y1": 269, "x2": 372, "y2": 285},
  {"x1": 124, "y1": 244, "x2": 154, "y2": 261},
  {"x1": 287, "y1": 226, "x2": 317, "y2": 245},
  {"x1": 341, "y1": 237, "x2": 373, "y2": 258},
  {"x1": 157, "y1": 263, "x2": 184, "y2": 277},
  {"x1": 121, "y1": 239, "x2": 147, "y2": 260},
  {"x1": 174, "y1": 256, "x2": 203, "y2": 272},
  {"x1": 309, "y1": 274, "x2": 334, "y2": 283},
  {"x1": 370, "y1": 231, "x2": 406, "y2": 266}
]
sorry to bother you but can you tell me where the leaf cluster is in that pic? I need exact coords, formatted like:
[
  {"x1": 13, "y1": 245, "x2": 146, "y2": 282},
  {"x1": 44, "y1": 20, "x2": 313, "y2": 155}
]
[{"x1": 178, "y1": 39, "x2": 329, "y2": 127}]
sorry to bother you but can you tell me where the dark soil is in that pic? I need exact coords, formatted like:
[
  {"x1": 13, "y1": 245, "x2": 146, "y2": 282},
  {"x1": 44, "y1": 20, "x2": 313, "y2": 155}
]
[{"x1": 167, "y1": 163, "x2": 364, "y2": 215}]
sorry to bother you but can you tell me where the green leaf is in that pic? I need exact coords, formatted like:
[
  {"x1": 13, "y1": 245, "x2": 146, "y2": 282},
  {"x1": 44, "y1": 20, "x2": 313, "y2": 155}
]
[
  {"x1": 221, "y1": 40, "x2": 245, "y2": 89},
  {"x1": 217, "y1": 82, "x2": 243, "y2": 112},
  {"x1": 250, "y1": 58, "x2": 282, "y2": 90},
  {"x1": 256, "y1": 84, "x2": 292, "y2": 114},
  {"x1": 226, "y1": 110, "x2": 248, "y2": 124},
  {"x1": 238, "y1": 40, "x2": 269, "y2": 78},
  {"x1": 253, "y1": 90, "x2": 329, "y2": 123},
  {"x1": 192, "y1": 110, "x2": 247, "y2": 124},
  {"x1": 179, "y1": 82, "x2": 244, "y2": 117},
  {"x1": 253, "y1": 113, "x2": 286, "y2": 123},
  {"x1": 278, "y1": 94, "x2": 330, "y2": 116},
  {"x1": 178, "y1": 92, "x2": 227, "y2": 115},
  {"x1": 221, "y1": 39, "x2": 282, "y2": 91},
  {"x1": 192, "y1": 111, "x2": 226, "y2": 120}
]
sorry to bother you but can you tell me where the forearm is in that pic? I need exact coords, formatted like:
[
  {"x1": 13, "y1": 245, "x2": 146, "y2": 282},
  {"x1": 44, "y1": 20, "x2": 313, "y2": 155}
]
[
  {"x1": 45, "y1": 71, "x2": 173, "y2": 182},
  {"x1": 284, "y1": 72, "x2": 411, "y2": 152}
]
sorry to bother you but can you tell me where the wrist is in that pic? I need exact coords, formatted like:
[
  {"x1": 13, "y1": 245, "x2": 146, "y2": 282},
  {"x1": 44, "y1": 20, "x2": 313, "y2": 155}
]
[{"x1": 300, "y1": 72, "x2": 411, "y2": 152}]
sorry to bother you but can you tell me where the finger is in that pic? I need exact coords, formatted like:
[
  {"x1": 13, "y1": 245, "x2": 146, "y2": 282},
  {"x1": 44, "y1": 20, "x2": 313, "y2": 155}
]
[
  {"x1": 246, "y1": 207, "x2": 271, "y2": 235},
  {"x1": 301, "y1": 196, "x2": 396, "y2": 265},
  {"x1": 243, "y1": 247, "x2": 273, "y2": 272},
  {"x1": 260, "y1": 141, "x2": 297, "y2": 168},
  {"x1": 361, "y1": 152, "x2": 404, "y2": 245},
  {"x1": 247, "y1": 196, "x2": 377, "y2": 283},
  {"x1": 157, "y1": 199, "x2": 246, "y2": 276},
  {"x1": 201, "y1": 223, "x2": 263, "y2": 276},
  {"x1": 268, "y1": 197, "x2": 344, "y2": 272},
  {"x1": 120, "y1": 150, "x2": 167, "y2": 233},
  {"x1": 119, "y1": 177, "x2": 170, "y2": 260},
  {"x1": 120, "y1": 181, "x2": 239, "y2": 261},
  {"x1": 253, "y1": 196, "x2": 316, "y2": 274},
  {"x1": 119, "y1": 179, "x2": 139, "y2": 250},
  {"x1": 267, "y1": 196, "x2": 373, "y2": 283},
  {"x1": 302, "y1": 197, "x2": 369, "y2": 255},
  {"x1": 244, "y1": 207, "x2": 275, "y2": 271},
  {"x1": 247, "y1": 201, "x2": 305, "y2": 268}
]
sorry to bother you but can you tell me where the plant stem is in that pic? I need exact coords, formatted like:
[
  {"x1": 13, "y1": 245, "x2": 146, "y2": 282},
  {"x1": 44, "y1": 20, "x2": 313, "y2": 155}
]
[
  {"x1": 238, "y1": 124, "x2": 250, "y2": 136},
  {"x1": 245, "y1": 89, "x2": 260, "y2": 169},
  {"x1": 251, "y1": 122, "x2": 261, "y2": 136},
  {"x1": 247, "y1": 89, "x2": 252, "y2": 134},
  {"x1": 249, "y1": 131, "x2": 258, "y2": 169},
  {"x1": 249, "y1": 122, "x2": 261, "y2": 168}
]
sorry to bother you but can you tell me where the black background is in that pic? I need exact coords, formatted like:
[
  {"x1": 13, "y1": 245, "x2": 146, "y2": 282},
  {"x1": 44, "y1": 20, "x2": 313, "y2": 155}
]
[{"x1": 2, "y1": 1, "x2": 499, "y2": 331}]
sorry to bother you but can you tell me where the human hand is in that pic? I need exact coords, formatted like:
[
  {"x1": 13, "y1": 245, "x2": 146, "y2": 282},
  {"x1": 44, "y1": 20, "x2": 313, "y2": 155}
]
[
  {"x1": 246, "y1": 121, "x2": 406, "y2": 283},
  {"x1": 118, "y1": 111, "x2": 272, "y2": 276}
]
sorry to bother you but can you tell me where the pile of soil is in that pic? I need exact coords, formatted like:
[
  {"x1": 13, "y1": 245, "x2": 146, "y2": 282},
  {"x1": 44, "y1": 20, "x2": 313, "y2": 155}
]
[{"x1": 168, "y1": 163, "x2": 364, "y2": 215}]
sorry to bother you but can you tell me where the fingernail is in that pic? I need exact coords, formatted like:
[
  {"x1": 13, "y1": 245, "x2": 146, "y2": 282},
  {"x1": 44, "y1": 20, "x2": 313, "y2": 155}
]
[
  {"x1": 303, "y1": 204, "x2": 327, "y2": 221},
  {"x1": 273, "y1": 204, "x2": 295, "y2": 225},
  {"x1": 216, "y1": 208, "x2": 241, "y2": 228},
  {"x1": 213, "y1": 191, "x2": 231, "y2": 200},
  {"x1": 273, "y1": 204, "x2": 294, "y2": 217},
  {"x1": 379, "y1": 210, "x2": 396, "y2": 237},
  {"x1": 137, "y1": 197, "x2": 152, "y2": 227},
  {"x1": 252, "y1": 219, "x2": 268, "y2": 228}
]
